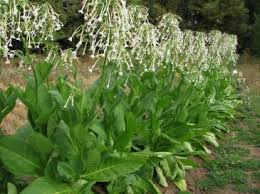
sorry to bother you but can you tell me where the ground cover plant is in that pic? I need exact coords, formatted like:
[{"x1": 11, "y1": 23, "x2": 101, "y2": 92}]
[
  {"x1": 0, "y1": 0, "x2": 243, "y2": 193},
  {"x1": 196, "y1": 94, "x2": 260, "y2": 194}
]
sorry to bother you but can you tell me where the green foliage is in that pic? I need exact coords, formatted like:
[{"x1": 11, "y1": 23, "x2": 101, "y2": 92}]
[
  {"x1": 253, "y1": 172, "x2": 260, "y2": 182},
  {"x1": 0, "y1": 87, "x2": 16, "y2": 127},
  {"x1": 198, "y1": 144, "x2": 253, "y2": 191},
  {"x1": 129, "y1": 0, "x2": 252, "y2": 50},
  {"x1": 236, "y1": 95, "x2": 260, "y2": 146},
  {"x1": 187, "y1": 0, "x2": 249, "y2": 34},
  {"x1": 32, "y1": 0, "x2": 83, "y2": 40},
  {"x1": 199, "y1": 170, "x2": 247, "y2": 190},
  {"x1": 20, "y1": 177, "x2": 73, "y2": 194},
  {"x1": 7, "y1": 183, "x2": 18, "y2": 194},
  {"x1": 0, "y1": 2, "x2": 243, "y2": 193},
  {"x1": 0, "y1": 136, "x2": 43, "y2": 176},
  {"x1": 198, "y1": 95, "x2": 260, "y2": 193},
  {"x1": 0, "y1": 58, "x2": 240, "y2": 193},
  {"x1": 251, "y1": 15, "x2": 260, "y2": 56}
]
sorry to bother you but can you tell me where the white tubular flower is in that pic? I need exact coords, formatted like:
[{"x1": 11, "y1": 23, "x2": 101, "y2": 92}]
[
  {"x1": 46, "y1": 47, "x2": 78, "y2": 74},
  {"x1": 128, "y1": 5, "x2": 149, "y2": 29},
  {"x1": 182, "y1": 30, "x2": 196, "y2": 64},
  {"x1": 222, "y1": 33, "x2": 238, "y2": 66},
  {"x1": 158, "y1": 13, "x2": 183, "y2": 70},
  {"x1": 208, "y1": 31, "x2": 238, "y2": 76},
  {"x1": 232, "y1": 69, "x2": 238, "y2": 75},
  {"x1": 208, "y1": 30, "x2": 225, "y2": 67},
  {"x1": 131, "y1": 23, "x2": 162, "y2": 72},
  {"x1": 182, "y1": 31, "x2": 209, "y2": 84},
  {"x1": 193, "y1": 32, "x2": 208, "y2": 68},
  {"x1": 0, "y1": 0, "x2": 63, "y2": 59},
  {"x1": 70, "y1": 0, "x2": 238, "y2": 80},
  {"x1": 71, "y1": 0, "x2": 132, "y2": 73}
]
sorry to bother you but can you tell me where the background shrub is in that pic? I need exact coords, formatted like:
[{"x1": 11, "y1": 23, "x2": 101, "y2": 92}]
[
  {"x1": 32, "y1": 0, "x2": 83, "y2": 41},
  {"x1": 129, "y1": 0, "x2": 259, "y2": 56}
]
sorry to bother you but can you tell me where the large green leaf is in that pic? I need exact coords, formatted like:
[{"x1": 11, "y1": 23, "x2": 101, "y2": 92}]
[
  {"x1": 81, "y1": 153, "x2": 147, "y2": 182},
  {"x1": 134, "y1": 178, "x2": 162, "y2": 194},
  {"x1": 16, "y1": 79, "x2": 37, "y2": 114},
  {"x1": 57, "y1": 161, "x2": 78, "y2": 182},
  {"x1": 107, "y1": 175, "x2": 162, "y2": 194},
  {"x1": 89, "y1": 121, "x2": 106, "y2": 144},
  {"x1": 0, "y1": 136, "x2": 42, "y2": 176},
  {"x1": 28, "y1": 132, "x2": 53, "y2": 161},
  {"x1": 16, "y1": 77, "x2": 54, "y2": 130},
  {"x1": 35, "y1": 84, "x2": 55, "y2": 125},
  {"x1": 113, "y1": 102, "x2": 126, "y2": 134},
  {"x1": 35, "y1": 62, "x2": 53, "y2": 85},
  {"x1": 7, "y1": 183, "x2": 17, "y2": 194},
  {"x1": 0, "y1": 87, "x2": 16, "y2": 124},
  {"x1": 52, "y1": 121, "x2": 76, "y2": 154},
  {"x1": 114, "y1": 113, "x2": 138, "y2": 151},
  {"x1": 20, "y1": 177, "x2": 73, "y2": 194},
  {"x1": 155, "y1": 166, "x2": 168, "y2": 187},
  {"x1": 174, "y1": 179, "x2": 187, "y2": 192},
  {"x1": 83, "y1": 147, "x2": 101, "y2": 171}
]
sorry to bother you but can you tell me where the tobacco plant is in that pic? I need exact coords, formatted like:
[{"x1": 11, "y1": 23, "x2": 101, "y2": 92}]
[
  {"x1": 0, "y1": 0, "x2": 242, "y2": 193},
  {"x1": 0, "y1": 0, "x2": 62, "y2": 64}
]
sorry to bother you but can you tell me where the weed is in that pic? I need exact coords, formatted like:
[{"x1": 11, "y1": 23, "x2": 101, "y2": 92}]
[
  {"x1": 249, "y1": 188, "x2": 260, "y2": 194},
  {"x1": 253, "y1": 171, "x2": 260, "y2": 181},
  {"x1": 197, "y1": 95, "x2": 260, "y2": 193}
]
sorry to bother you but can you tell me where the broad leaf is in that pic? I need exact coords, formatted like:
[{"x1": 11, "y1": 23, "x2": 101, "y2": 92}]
[
  {"x1": 20, "y1": 177, "x2": 73, "y2": 194},
  {"x1": 0, "y1": 87, "x2": 16, "y2": 124},
  {"x1": 81, "y1": 154, "x2": 147, "y2": 182},
  {"x1": 114, "y1": 113, "x2": 137, "y2": 151},
  {"x1": 28, "y1": 132, "x2": 53, "y2": 161},
  {"x1": 108, "y1": 175, "x2": 162, "y2": 194},
  {"x1": 155, "y1": 166, "x2": 168, "y2": 187},
  {"x1": 113, "y1": 102, "x2": 126, "y2": 134},
  {"x1": 134, "y1": 178, "x2": 162, "y2": 194},
  {"x1": 7, "y1": 182, "x2": 17, "y2": 194},
  {"x1": 35, "y1": 84, "x2": 55, "y2": 125},
  {"x1": 0, "y1": 136, "x2": 42, "y2": 176},
  {"x1": 35, "y1": 62, "x2": 53, "y2": 85},
  {"x1": 174, "y1": 179, "x2": 187, "y2": 191}
]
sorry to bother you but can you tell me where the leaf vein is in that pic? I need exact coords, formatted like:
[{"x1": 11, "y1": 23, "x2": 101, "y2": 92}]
[{"x1": 0, "y1": 146, "x2": 41, "y2": 169}]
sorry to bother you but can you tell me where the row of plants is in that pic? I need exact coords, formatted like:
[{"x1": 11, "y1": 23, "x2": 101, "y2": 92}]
[{"x1": 0, "y1": 0, "x2": 242, "y2": 193}]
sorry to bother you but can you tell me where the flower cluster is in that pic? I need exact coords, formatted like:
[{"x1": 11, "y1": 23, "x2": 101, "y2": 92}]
[
  {"x1": 0, "y1": 0, "x2": 63, "y2": 63},
  {"x1": 46, "y1": 47, "x2": 78, "y2": 73},
  {"x1": 209, "y1": 31, "x2": 238, "y2": 69},
  {"x1": 70, "y1": 0, "x2": 131, "y2": 73},
  {"x1": 158, "y1": 13, "x2": 183, "y2": 69},
  {"x1": 72, "y1": 0, "x2": 238, "y2": 83}
]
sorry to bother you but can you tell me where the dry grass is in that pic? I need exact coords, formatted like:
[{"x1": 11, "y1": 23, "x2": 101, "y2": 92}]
[{"x1": 238, "y1": 54, "x2": 260, "y2": 93}]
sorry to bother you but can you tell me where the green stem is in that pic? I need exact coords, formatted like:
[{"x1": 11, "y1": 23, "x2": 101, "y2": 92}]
[{"x1": 22, "y1": 39, "x2": 38, "y2": 114}]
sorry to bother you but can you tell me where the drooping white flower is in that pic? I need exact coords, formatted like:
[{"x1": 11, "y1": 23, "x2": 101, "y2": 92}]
[
  {"x1": 232, "y1": 69, "x2": 238, "y2": 75},
  {"x1": 0, "y1": 1, "x2": 63, "y2": 59},
  {"x1": 69, "y1": 0, "x2": 238, "y2": 85}
]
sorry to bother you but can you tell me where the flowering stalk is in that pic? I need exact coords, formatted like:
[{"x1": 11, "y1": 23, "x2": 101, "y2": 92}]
[
  {"x1": 0, "y1": 0, "x2": 63, "y2": 63},
  {"x1": 72, "y1": 0, "x2": 238, "y2": 83}
]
